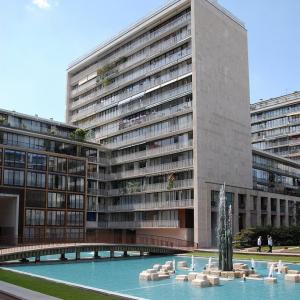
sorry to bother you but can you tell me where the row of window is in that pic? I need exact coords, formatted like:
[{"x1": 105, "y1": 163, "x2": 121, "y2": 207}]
[
  {"x1": 25, "y1": 209, "x2": 84, "y2": 226},
  {"x1": 1, "y1": 168, "x2": 85, "y2": 192},
  {"x1": 0, "y1": 133, "x2": 99, "y2": 159},
  {"x1": 0, "y1": 149, "x2": 86, "y2": 174}
]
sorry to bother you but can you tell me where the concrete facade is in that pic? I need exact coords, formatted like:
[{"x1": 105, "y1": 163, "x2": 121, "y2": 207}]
[
  {"x1": 64, "y1": 0, "x2": 300, "y2": 247},
  {"x1": 251, "y1": 91, "x2": 300, "y2": 162}
]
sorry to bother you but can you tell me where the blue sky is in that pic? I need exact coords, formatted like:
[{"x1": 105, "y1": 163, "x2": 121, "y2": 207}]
[{"x1": 0, "y1": 0, "x2": 299, "y2": 122}]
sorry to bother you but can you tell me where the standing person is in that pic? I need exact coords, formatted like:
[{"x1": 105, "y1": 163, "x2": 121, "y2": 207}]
[
  {"x1": 257, "y1": 236, "x2": 262, "y2": 252},
  {"x1": 267, "y1": 235, "x2": 273, "y2": 253}
]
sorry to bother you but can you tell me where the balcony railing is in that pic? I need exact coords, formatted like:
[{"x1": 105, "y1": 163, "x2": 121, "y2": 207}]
[
  {"x1": 109, "y1": 179, "x2": 194, "y2": 196},
  {"x1": 98, "y1": 198, "x2": 193, "y2": 212},
  {"x1": 70, "y1": 11, "x2": 191, "y2": 84},
  {"x1": 98, "y1": 220, "x2": 180, "y2": 229},
  {"x1": 71, "y1": 48, "x2": 191, "y2": 99},
  {"x1": 110, "y1": 159, "x2": 193, "y2": 180},
  {"x1": 70, "y1": 63, "x2": 192, "y2": 120},
  {"x1": 87, "y1": 188, "x2": 108, "y2": 196},
  {"x1": 93, "y1": 103, "x2": 192, "y2": 138},
  {"x1": 72, "y1": 80, "x2": 192, "y2": 124},
  {"x1": 110, "y1": 140, "x2": 193, "y2": 164},
  {"x1": 100, "y1": 120, "x2": 193, "y2": 149}
]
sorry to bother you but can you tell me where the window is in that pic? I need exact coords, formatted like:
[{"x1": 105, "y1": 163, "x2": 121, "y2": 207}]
[
  {"x1": 47, "y1": 211, "x2": 65, "y2": 226},
  {"x1": 27, "y1": 153, "x2": 47, "y2": 170},
  {"x1": 68, "y1": 159, "x2": 85, "y2": 175},
  {"x1": 68, "y1": 176, "x2": 84, "y2": 192},
  {"x1": 26, "y1": 190, "x2": 46, "y2": 208},
  {"x1": 67, "y1": 194, "x2": 84, "y2": 209},
  {"x1": 27, "y1": 171, "x2": 46, "y2": 188},
  {"x1": 25, "y1": 209, "x2": 45, "y2": 225},
  {"x1": 48, "y1": 174, "x2": 66, "y2": 190},
  {"x1": 4, "y1": 169, "x2": 24, "y2": 186},
  {"x1": 48, "y1": 192, "x2": 65, "y2": 208},
  {"x1": 67, "y1": 211, "x2": 84, "y2": 226},
  {"x1": 4, "y1": 149, "x2": 25, "y2": 168},
  {"x1": 48, "y1": 156, "x2": 67, "y2": 173}
]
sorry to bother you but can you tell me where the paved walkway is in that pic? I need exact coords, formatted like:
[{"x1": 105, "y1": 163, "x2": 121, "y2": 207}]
[{"x1": 0, "y1": 281, "x2": 61, "y2": 300}]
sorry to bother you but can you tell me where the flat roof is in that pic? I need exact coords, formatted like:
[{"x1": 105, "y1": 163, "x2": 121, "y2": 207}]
[
  {"x1": 67, "y1": 0, "x2": 245, "y2": 72},
  {"x1": 252, "y1": 148, "x2": 300, "y2": 168},
  {"x1": 0, "y1": 108, "x2": 77, "y2": 129},
  {"x1": 251, "y1": 91, "x2": 300, "y2": 113}
]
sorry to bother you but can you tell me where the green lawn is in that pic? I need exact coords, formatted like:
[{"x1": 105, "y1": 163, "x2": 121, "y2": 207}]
[
  {"x1": 186, "y1": 251, "x2": 300, "y2": 264},
  {"x1": 0, "y1": 269, "x2": 119, "y2": 300}
]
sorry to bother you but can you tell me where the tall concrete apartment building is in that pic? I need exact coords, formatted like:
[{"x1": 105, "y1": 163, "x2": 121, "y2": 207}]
[
  {"x1": 251, "y1": 91, "x2": 300, "y2": 162},
  {"x1": 65, "y1": 0, "x2": 300, "y2": 247}
]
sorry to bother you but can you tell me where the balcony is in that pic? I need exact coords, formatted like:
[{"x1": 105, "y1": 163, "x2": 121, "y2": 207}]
[
  {"x1": 88, "y1": 172, "x2": 111, "y2": 181},
  {"x1": 87, "y1": 188, "x2": 108, "y2": 196},
  {"x1": 110, "y1": 140, "x2": 193, "y2": 164},
  {"x1": 98, "y1": 198, "x2": 193, "y2": 212},
  {"x1": 109, "y1": 178, "x2": 194, "y2": 196},
  {"x1": 70, "y1": 11, "x2": 191, "y2": 84},
  {"x1": 110, "y1": 159, "x2": 193, "y2": 180},
  {"x1": 93, "y1": 103, "x2": 192, "y2": 138},
  {"x1": 70, "y1": 63, "x2": 192, "y2": 121},
  {"x1": 98, "y1": 220, "x2": 180, "y2": 229},
  {"x1": 71, "y1": 47, "x2": 191, "y2": 99},
  {"x1": 72, "y1": 81, "x2": 192, "y2": 125},
  {"x1": 100, "y1": 119, "x2": 193, "y2": 149}
]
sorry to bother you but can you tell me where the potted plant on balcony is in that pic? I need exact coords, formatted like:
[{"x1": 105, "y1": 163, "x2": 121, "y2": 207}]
[{"x1": 167, "y1": 173, "x2": 176, "y2": 190}]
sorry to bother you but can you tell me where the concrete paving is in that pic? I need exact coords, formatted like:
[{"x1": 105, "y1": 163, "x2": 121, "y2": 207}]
[{"x1": 0, "y1": 281, "x2": 61, "y2": 300}]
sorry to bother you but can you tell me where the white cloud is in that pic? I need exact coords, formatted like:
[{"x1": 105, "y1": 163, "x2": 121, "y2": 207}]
[{"x1": 32, "y1": 0, "x2": 51, "y2": 10}]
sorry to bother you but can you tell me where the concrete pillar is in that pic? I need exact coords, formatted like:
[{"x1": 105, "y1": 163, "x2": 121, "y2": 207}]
[
  {"x1": 267, "y1": 197, "x2": 271, "y2": 225},
  {"x1": 60, "y1": 253, "x2": 67, "y2": 261},
  {"x1": 293, "y1": 201, "x2": 296, "y2": 225},
  {"x1": 245, "y1": 194, "x2": 251, "y2": 228},
  {"x1": 110, "y1": 250, "x2": 114, "y2": 258},
  {"x1": 276, "y1": 198, "x2": 280, "y2": 228},
  {"x1": 123, "y1": 251, "x2": 128, "y2": 257},
  {"x1": 140, "y1": 251, "x2": 144, "y2": 256},
  {"x1": 75, "y1": 251, "x2": 80, "y2": 260},
  {"x1": 94, "y1": 251, "x2": 100, "y2": 259},
  {"x1": 35, "y1": 256, "x2": 40, "y2": 263},
  {"x1": 284, "y1": 200, "x2": 289, "y2": 226},
  {"x1": 256, "y1": 196, "x2": 261, "y2": 226},
  {"x1": 233, "y1": 193, "x2": 239, "y2": 234}
]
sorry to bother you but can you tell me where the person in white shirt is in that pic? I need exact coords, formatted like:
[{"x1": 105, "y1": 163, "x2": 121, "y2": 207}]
[
  {"x1": 267, "y1": 235, "x2": 273, "y2": 253},
  {"x1": 257, "y1": 236, "x2": 262, "y2": 252}
]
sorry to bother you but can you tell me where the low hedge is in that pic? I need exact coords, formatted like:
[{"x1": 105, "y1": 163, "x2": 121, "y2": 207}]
[{"x1": 234, "y1": 226, "x2": 300, "y2": 248}]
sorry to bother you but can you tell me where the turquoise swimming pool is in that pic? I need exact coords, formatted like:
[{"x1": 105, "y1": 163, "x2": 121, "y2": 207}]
[{"x1": 4, "y1": 256, "x2": 300, "y2": 300}]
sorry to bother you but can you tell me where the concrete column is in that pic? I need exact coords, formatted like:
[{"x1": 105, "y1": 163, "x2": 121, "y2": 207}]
[
  {"x1": 233, "y1": 193, "x2": 239, "y2": 234},
  {"x1": 60, "y1": 253, "x2": 67, "y2": 261},
  {"x1": 94, "y1": 251, "x2": 100, "y2": 259},
  {"x1": 256, "y1": 196, "x2": 261, "y2": 226},
  {"x1": 284, "y1": 200, "x2": 289, "y2": 226},
  {"x1": 293, "y1": 201, "x2": 296, "y2": 225},
  {"x1": 245, "y1": 194, "x2": 251, "y2": 228},
  {"x1": 110, "y1": 250, "x2": 114, "y2": 258},
  {"x1": 123, "y1": 251, "x2": 128, "y2": 257},
  {"x1": 75, "y1": 251, "x2": 80, "y2": 260},
  {"x1": 140, "y1": 251, "x2": 144, "y2": 256},
  {"x1": 276, "y1": 198, "x2": 280, "y2": 228},
  {"x1": 267, "y1": 197, "x2": 271, "y2": 225}
]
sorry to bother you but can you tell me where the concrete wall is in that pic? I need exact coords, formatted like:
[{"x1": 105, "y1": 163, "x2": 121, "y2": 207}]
[{"x1": 191, "y1": 0, "x2": 252, "y2": 246}]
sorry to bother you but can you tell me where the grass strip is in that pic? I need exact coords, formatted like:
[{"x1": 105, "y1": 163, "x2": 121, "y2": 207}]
[
  {"x1": 186, "y1": 251, "x2": 300, "y2": 264},
  {"x1": 0, "y1": 268, "x2": 119, "y2": 300}
]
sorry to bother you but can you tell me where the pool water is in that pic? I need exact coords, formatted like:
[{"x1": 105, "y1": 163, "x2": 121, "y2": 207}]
[{"x1": 4, "y1": 256, "x2": 300, "y2": 300}]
